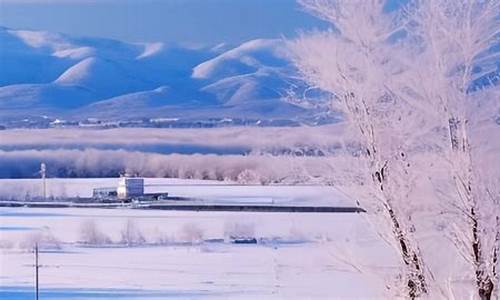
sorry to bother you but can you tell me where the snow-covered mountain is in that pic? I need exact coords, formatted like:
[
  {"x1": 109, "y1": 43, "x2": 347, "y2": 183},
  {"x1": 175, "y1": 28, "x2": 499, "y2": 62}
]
[{"x1": 0, "y1": 27, "x2": 329, "y2": 124}]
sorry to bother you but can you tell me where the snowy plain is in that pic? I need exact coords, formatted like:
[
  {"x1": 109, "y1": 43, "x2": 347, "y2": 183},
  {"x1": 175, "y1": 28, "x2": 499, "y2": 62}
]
[{"x1": 0, "y1": 178, "x2": 398, "y2": 299}]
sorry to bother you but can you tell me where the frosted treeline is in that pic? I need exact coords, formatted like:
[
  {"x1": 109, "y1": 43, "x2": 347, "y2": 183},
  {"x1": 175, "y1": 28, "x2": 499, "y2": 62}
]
[
  {"x1": 0, "y1": 149, "x2": 361, "y2": 188},
  {"x1": 0, "y1": 125, "x2": 364, "y2": 179},
  {"x1": 290, "y1": 0, "x2": 500, "y2": 298}
]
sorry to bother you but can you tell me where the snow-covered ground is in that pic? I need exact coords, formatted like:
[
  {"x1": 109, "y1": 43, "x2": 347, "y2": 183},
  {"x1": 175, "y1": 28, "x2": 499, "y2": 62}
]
[
  {"x1": 0, "y1": 178, "x2": 398, "y2": 299},
  {"x1": 0, "y1": 177, "x2": 354, "y2": 207}
]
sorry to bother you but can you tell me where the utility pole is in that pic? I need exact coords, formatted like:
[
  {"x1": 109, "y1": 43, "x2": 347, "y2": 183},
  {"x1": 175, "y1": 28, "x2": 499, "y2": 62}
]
[{"x1": 34, "y1": 243, "x2": 39, "y2": 300}]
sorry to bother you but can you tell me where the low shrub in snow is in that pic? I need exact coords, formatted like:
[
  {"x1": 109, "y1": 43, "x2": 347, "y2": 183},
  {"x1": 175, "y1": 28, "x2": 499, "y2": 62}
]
[
  {"x1": 79, "y1": 220, "x2": 111, "y2": 246},
  {"x1": 120, "y1": 219, "x2": 146, "y2": 247},
  {"x1": 180, "y1": 223, "x2": 204, "y2": 244},
  {"x1": 20, "y1": 230, "x2": 61, "y2": 250}
]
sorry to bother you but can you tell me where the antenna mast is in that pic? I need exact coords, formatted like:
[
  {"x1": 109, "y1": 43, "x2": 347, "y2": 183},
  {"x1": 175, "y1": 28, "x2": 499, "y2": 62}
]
[{"x1": 40, "y1": 163, "x2": 46, "y2": 200}]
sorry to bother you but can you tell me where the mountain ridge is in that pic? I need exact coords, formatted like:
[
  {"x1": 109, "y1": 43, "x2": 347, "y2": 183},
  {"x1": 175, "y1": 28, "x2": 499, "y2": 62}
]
[{"x1": 0, "y1": 27, "x2": 329, "y2": 125}]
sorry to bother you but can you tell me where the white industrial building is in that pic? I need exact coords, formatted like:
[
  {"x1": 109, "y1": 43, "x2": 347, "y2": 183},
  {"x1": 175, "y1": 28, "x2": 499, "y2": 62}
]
[
  {"x1": 117, "y1": 177, "x2": 144, "y2": 200},
  {"x1": 91, "y1": 176, "x2": 168, "y2": 202}
]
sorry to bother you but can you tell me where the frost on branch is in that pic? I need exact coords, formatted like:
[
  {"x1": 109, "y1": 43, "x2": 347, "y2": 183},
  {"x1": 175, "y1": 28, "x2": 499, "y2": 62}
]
[{"x1": 404, "y1": 1, "x2": 500, "y2": 298}]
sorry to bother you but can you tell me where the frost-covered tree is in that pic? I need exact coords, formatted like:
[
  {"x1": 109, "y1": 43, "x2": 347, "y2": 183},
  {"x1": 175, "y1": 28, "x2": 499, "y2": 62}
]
[
  {"x1": 399, "y1": 1, "x2": 500, "y2": 298},
  {"x1": 291, "y1": 1, "x2": 430, "y2": 297},
  {"x1": 290, "y1": 0, "x2": 500, "y2": 298}
]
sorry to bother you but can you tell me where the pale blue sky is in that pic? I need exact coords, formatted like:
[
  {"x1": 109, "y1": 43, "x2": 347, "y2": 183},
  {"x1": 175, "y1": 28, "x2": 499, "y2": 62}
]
[{"x1": 0, "y1": 0, "x2": 329, "y2": 46}]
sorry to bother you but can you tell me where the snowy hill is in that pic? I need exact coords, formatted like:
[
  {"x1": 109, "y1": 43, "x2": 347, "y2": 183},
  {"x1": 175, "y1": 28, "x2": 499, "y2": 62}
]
[
  {"x1": 0, "y1": 27, "x2": 327, "y2": 124},
  {"x1": 192, "y1": 39, "x2": 290, "y2": 81}
]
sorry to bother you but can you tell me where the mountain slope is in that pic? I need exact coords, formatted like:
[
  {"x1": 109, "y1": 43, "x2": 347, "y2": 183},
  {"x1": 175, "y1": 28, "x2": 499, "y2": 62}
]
[
  {"x1": 0, "y1": 83, "x2": 96, "y2": 110},
  {"x1": 54, "y1": 57, "x2": 156, "y2": 98},
  {"x1": 192, "y1": 39, "x2": 289, "y2": 81},
  {"x1": 0, "y1": 27, "x2": 331, "y2": 124}
]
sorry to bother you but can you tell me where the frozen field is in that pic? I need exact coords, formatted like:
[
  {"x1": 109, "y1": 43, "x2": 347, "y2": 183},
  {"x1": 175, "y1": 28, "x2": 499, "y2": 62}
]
[
  {"x1": 0, "y1": 178, "x2": 354, "y2": 207},
  {"x1": 0, "y1": 179, "x2": 398, "y2": 299}
]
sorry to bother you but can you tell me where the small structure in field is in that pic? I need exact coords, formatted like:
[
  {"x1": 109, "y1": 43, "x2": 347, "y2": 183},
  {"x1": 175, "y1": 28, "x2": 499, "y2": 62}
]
[
  {"x1": 92, "y1": 187, "x2": 117, "y2": 199},
  {"x1": 88, "y1": 176, "x2": 168, "y2": 202},
  {"x1": 117, "y1": 177, "x2": 144, "y2": 200},
  {"x1": 230, "y1": 236, "x2": 258, "y2": 244}
]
